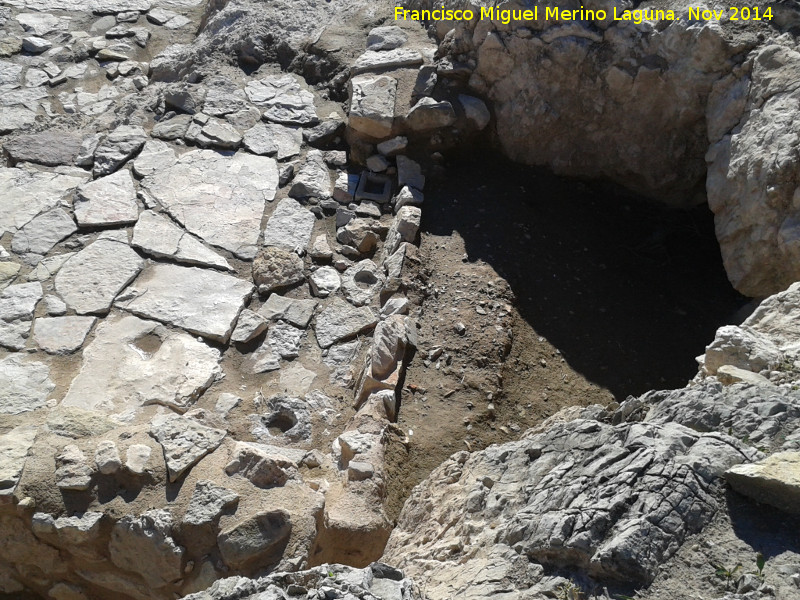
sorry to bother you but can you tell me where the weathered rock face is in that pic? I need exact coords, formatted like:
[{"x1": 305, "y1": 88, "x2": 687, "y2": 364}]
[
  {"x1": 182, "y1": 563, "x2": 424, "y2": 600},
  {"x1": 384, "y1": 414, "x2": 761, "y2": 592},
  {"x1": 706, "y1": 44, "x2": 800, "y2": 297},
  {"x1": 406, "y1": 0, "x2": 800, "y2": 296}
]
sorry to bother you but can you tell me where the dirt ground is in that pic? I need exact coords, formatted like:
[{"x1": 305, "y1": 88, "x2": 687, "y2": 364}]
[{"x1": 384, "y1": 151, "x2": 750, "y2": 522}]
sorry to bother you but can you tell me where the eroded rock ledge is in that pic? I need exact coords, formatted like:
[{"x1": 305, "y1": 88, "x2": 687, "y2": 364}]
[{"x1": 404, "y1": 0, "x2": 800, "y2": 297}]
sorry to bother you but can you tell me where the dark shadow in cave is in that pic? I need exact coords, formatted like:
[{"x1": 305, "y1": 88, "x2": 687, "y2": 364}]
[{"x1": 422, "y1": 151, "x2": 749, "y2": 400}]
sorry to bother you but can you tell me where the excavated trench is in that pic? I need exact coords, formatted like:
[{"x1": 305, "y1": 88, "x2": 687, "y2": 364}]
[
  {"x1": 426, "y1": 151, "x2": 750, "y2": 399},
  {"x1": 382, "y1": 149, "x2": 752, "y2": 520}
]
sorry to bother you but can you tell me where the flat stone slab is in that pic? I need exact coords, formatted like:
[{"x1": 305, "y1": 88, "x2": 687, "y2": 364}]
[
  {"x1": 61, "y1": 315, "x2": 221, "y2": 415},
  {"x1": 351, "y1": 48, "x2": 423, "y2": 75},
  {"x1": 33, "y1": 316, "x2": 96, "y2": 355},
  {"x1": 11, "y1": 208, "x2": 77, "y2": 256},
  {"x1": 259, "y1": 294, "x2": 317, "y2": 328},
  {"x1": 0, "y1": 355, "x2": 54, "y2": 415},
  {"x1": 726, "y1": 451, "x2": 800, "y2": 515},
  {"x1": 116, "y1": 263, "x2": 253, "y2": 343},
  {"x1": 2, "y1": 131, "x2": 83, "y2": 166},
  {"x1": 245, "y1": 74, "x2": 319, "y2": 126},
  {"x1": 55, "y1": 237, "x2": 145, "y2": 315},
  {"x1": 0, "y1": 281, "x2": 43, "y2": 350},
  {"x1": 150, "y1": 414, "x2": 226, "y2": 482},
  {"x1": 0, "y1": 167, "x2": 87, "y2": 237},
  {"x1": 142, "y1": 149, "x2": 278, "y2": 259},
  {"x1": 314, "y1": 297, "x2": 378, "y2": 348},
  {"x1": 74, "y1": 169, "x2": 139, "y2": 228},
  {"x1": 263, "y1": 198, "x2": 316, "y2": 252},
  {"x1": 349, "y1": 76, "x2": 397, "y2": 139},
  {"x1": 131, "y1": 211, "x2": 231, "y2": 270},
  {"x1": 242, "y1": 122, "x2": 302, "y2": 159}
]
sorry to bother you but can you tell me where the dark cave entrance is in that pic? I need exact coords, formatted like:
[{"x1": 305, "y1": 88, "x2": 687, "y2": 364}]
[{"x1": 423, "y1": 151, "x2": 750, "y2": 400}]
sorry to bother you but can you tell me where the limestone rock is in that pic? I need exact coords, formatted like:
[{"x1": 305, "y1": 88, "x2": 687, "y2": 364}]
[
  {"x1": 150, "y1": 414, "x2": 226, "y2": 482},
  {"x1": 351, "y1": 48, "x2": 423, "y2": 75},
  {"x1": 55, "y1": 238, "x2": 145, "y2": 315},
  {"x1": 181, "y1": 564, "x2": 423, "y2": 600},
  {"x1": 396, "y1": 155, "x2": 425, "y2": 190},
  {"x1": 245, "y1": 74, "x2": 318, "y2": 126},
  {"x1": 242, "y1": 122, "x2": 301, "y2": 159},
  {"x1": 53, "y1": 512, "x2": 104, "y2": 547},
  {"x1": 726, "y1": 452, "x2": 800, "y2": 515},
  {"x1": 0, "y1": 281, "x2": 42, "y2": 349},
  {"x1": 458, "y1": 94, "x2": 490, "y2": 130},
  {"x1": 386, "y1": 417, "x2": 761, "y2": 590},
  {"x1": 131, "y1": 211, "x2": 231, "y2": 270},
  {"x1": 116, "y1": 263, "x2": 253, "y2": 343},
  {"x1": 252, "y1": 247, "x2": 305, "y2": 293},
  {"x1": 267, "y1": 321, "x2": 304, "y2": 359},
  {"x1": 315, "y1": 297, "x2": 377, "y2": 348},
  {"x1": 0, "y1": 355, "x2": 54, "y2": 414},
  {"x1": 224, "y1": 442, "x2": 297, "y2": 488},
  {"x1": 288, "y1": 150, "x2": 332, "y2": 199},
  {"x1": 11, "y1": 208, "x2": 77, "y2": 256},
  {"x1": 109, "y1": 510, "x2": 184, "y2": 588},
  {"x1": 93, "y1": 125, "x2": 147, "y2": 176},
  {"x1": 337, "y1": 218, "x2": 381, "y2": 255},
  {"x1": 142, "y1": 149, "x2": 278, "y2": 259},
  {"x1": 371, "y1": 315, "x2": 407, "y2": 380},
  {"x1": 333, "y1": 171, "x2": 359, "y2": 204},
  {"x1": 55, "y1": 445, "x2": 92, "y2": 491},
  {"x1": 0, "y1": 425, "x2": 38, "y2": 498},
  {"x1": 349, "y1": 76, "x2": 397, "y2": 139},
  {"x1": 94, "y1": 440, "x2": 121, "y2": 475},
  {"x1": 341, "y1": 260, "x2": 385, "y2": 307},
  {"x1": 257, "y1": 395, "x2": 312, "y2": 442},
  {"x1": 125, "y1": 444, "x2": 151, "y2": 475},
  {"x1": 182, "y1": 481, "x2": 240, "y2": 550},
  {"x1": 2, "y1": 131, "x2": 82, "y2": 166},
  {"x1": 367, "y1": 26, "x2": 408, "y2": 51},
  {"x1": 383, "y1": 206, "x2": 421, "y2": 259},
  {"x1": 131, "y1": 139, "x2": 177, "y2": 177},
  {"x1": 230, "y1": 309, "x2": 268, "y2": 344},
  {"x1": 703, "y1": 325, "x2": 782, "y2": 375},
  {"x1": 185, "y1": 115, "x2": 243, "y2": 150},
  {"x1": 74, "y1": 169, "x2": 138, "y2": 227},
  {"x1": 258, "y1": 294, "x2": 317, "y2": 329},
  {"x1": 247, "y1": 340, "x2": 281, "y2": 374},
  {"x1": 406, "y1": 97, "x2": 456, "y2": 131},
  {"x1": 33, "y1": 316, "x2": 96, "y2": 355},
  {"x1": 217, "y1": 509, "x2": 292, "y2": 570},
  {"x1": 263, "y1": 198, "x2": 316, "y2": 252},
  {"x1": 309, "y1": 265, "x2": 340, "y2": 298},
  {"x1": 394, "y1": 185, "x2": 423, "y2": 212},
  {"x1": 61, "y1": 315, "x2": 221, "y2": 415},
  {"x1": 214, "y1": 395, "x2": 241, "y2": 419},
  {"x1": 717, "y1": 364, "x2": 772, "y2": 386},
  {"x1": 0, "y1": 167, "x2": 86, "y2": 238},
  {"x1": 309, "y1": 234, "x2": 333, "y2": 260}
]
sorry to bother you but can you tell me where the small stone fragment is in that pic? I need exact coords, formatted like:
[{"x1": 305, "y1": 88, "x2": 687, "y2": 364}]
[
  {"x1": 55, "y1": 445, "x2": 92, "y2": 491},
  {"x1": 125, "y1": 444, "x2": 151, "y2": 474},
  {"x1": 150, "y1": 414, "x2": 226, "y2": 482},
  {"x1": 95, "y1": 440, "x2": 121, "y2": 475}
]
